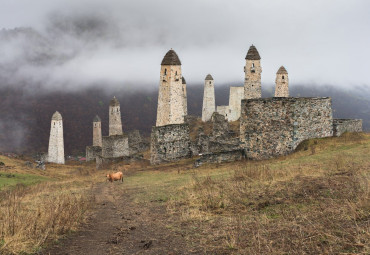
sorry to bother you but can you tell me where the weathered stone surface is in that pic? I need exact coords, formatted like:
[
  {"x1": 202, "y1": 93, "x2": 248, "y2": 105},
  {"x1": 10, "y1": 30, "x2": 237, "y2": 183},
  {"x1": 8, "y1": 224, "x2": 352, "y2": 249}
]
[
  {"x1": 333, "y1": 119, "x2": 362, "y2": 137},
  {"x1": 150, "y1": 124, "x2": 191, "y2": 165},
  {"x1": 156, "y1": 50, "x2": 185, "y2": 127},
  {"x1": 228, "y1": 87, "x2": 245, "y2": 121},
  {"x1": 86, "y1": 146, "x2": 102, "y2": 162},
  {"x1": 216, "y1": 105, "x2": 229, "y2": 120},
  {"x1": 109, "y1": 97, "x2": 123, "y2": 136},
  {"x1": 48, "y1": 111, "x2": 65, "y2": 164},
  {"x1": 244, "y1": 45, "x2": 262, "y2": 99},
  {"x1": 197, "y1": 150, "x2": 244, "y2": 165},
  {"x1": 128, "y1": 130, "x2": 149, "y2": 155},
  {"x1": 240, "y1": 97, "x2": 333, "y2": 160},
  {"x1": 93, "y1": 115, "x2": 102, "y2": 147},
  {"x1": 274, "y1": 66, "x2": 289, "y2": 97},
  {"x1": 102, "y1": 135, "x2": 129, "y2": 158},
  {"x1": 202, "y1": 74, "x2": 216, "y2": 122}
]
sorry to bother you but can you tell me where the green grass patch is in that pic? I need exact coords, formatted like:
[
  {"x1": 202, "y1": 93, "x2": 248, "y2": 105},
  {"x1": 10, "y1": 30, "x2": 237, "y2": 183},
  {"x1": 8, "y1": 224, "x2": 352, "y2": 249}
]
[{"x1": 0, "y1": 172, "x2": 48, "y2": 190}]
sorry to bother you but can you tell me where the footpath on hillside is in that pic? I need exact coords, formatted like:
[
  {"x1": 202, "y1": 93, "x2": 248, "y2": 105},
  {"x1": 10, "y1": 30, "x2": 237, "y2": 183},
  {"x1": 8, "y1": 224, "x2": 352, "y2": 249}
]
[{"x1": 42, "y1": 182, "x2": 206, "y2": 255}]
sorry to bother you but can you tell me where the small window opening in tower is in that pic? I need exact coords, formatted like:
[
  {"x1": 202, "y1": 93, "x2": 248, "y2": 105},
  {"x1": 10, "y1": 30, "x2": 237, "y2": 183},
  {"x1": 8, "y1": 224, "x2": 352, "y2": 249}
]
[
  {"x1": 164, "y1": 69, "x2": 167, "y2": 75},
  {"x1": 252, "y1": 63, "x2": 255, "y2": 68},
  {"x1": 282, "y1": 75, "x2": 285, "y2": 79},
  {"x1": 209, "y1": 81, "x2": 211, "y2": 85},
  {"x1": 175, "y1": 71, "x2": 177, "y2": 75}
]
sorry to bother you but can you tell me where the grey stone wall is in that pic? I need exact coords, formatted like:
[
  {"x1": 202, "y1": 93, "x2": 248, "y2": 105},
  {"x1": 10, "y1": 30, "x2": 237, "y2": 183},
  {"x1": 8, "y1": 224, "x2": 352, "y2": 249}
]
[
  {"x1": 128, "y1": 130, "x2": 149, "y2": 155},
  {"x1": 240, "y1": 97, "x2": 333, "y2": 160},
  {"x1": 86, "y1": 146, "x2": 102, "y2": 162},
  {"x1": 333, "y1": 119, "x2": 362, "y2": 137},
  {"x1": 102, "y1": 135, "x2": 129, "y2": 158},
  {"x1": 150, "y1": 124, "x2": 191, "y2": 165},
  {"x1": 197, "y1": 150, "x2": 244, "y2": 165}
]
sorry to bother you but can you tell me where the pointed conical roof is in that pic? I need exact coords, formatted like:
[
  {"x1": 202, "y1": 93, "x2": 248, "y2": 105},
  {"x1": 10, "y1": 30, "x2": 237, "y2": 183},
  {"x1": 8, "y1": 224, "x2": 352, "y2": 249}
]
[
  {"x1": 109, "y1": 96, "x2": 120, "y2": 106},
  {"x1": 52, "y1": 111, "x2": 62, "y2": 121},
  {"x1": 93, "y1": 115, "x2": 101, "y2": 122},
  {"x1": 161, "y1": 49, "x2": 181, "y2": 65},
  {"x1": 205, "y1": 74, "x2": 213, "y2": 80},
  {"x1": 182, "y1": 76, "x2": 186, "y2": 84},
  {"x1": 245, "y1": 45, "x2": 261, "y2": 60},
  {"x1": 277, "y1": 66, "x2": 288, "y2": 74}
]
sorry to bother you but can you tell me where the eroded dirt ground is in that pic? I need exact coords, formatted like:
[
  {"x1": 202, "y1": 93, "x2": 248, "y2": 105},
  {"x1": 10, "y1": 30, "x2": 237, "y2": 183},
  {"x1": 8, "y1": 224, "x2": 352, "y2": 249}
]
[{"x1": 42, "y1": 182, "x2": 208, "y2": 255}]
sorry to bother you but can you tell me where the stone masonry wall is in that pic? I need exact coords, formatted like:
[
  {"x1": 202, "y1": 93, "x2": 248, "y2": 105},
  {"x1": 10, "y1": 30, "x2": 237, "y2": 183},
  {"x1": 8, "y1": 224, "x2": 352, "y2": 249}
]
[
  {"x1": 216, "y1": 105, "x2": 229, "y2": 120},
  {"x1": 102, "y1": 135, "x2": 129, "y2": 158},
  {"x1": 150, "y1": 124, "x2": 191, "y2": 165},
  {"x1": 202, "y1": 80, "x2": 215, "y2": 122},
  {"x1": 240, "y1": 97, "x2": 333, "y2": 160},
  {"x1": 156, "y1": 65, "x2": 185, "y2": 126},
  {"x1": 93, "y1": 121, "x2": 102, "y2": 147},
  {"x1": 48, "y1": 114, "x2": 65, "y2": 164},
  {"x1": 244, "y1": 60, "x2": 262, "y2": 99},
  {"x1": 109, "y1": 105, "x2": 123, "y2": 136},
  {"x1": 128, "y1": 130, "x2": 149, "y2": 155},
  {"x1": 275, "y1": 73, "x2": 289, "y2": 97},
  {"x1": 86, "y1": 146, "x2": 102, "y2": 162},
  {"x1": 333, "y1": 119, "x2": 362, "y2": 137},
  {"x1": 228, "y1": 86, "x2": 244, "y2": 121}
]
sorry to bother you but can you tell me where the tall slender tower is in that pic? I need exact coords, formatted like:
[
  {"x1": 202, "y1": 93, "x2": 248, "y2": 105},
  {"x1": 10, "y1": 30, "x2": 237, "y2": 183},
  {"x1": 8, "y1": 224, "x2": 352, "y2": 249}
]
[
  {"x1": 48, "y1": 111, "x2": 65, "y2": 164},
  {"x1": 244, "y1": 45, "x2": 262, "y2": 99},
  {"x1": 109, "y1": 96, "x2": 123, "y2": 136},
  {"x1": 202, "y1": 74, "x2": 215, "y2": 122},
  {"x1": 93, "y1": 115, "x2": 102, "y2": 146},
  {"x1": 182, "y1": 76, "x2": 188, "y2": 117},
  {"x1": 274, "y1": 66, "x2": 289, "y2": 97},
  {"x1": 156, "y1": 49, "x2": 185, "y2": 126}
]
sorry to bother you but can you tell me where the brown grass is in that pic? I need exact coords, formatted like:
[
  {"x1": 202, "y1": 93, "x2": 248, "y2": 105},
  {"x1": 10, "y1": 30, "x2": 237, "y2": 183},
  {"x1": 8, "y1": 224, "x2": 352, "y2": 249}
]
[{"x1": 170, "y1": 133, "x2": 370, "y2": 254}]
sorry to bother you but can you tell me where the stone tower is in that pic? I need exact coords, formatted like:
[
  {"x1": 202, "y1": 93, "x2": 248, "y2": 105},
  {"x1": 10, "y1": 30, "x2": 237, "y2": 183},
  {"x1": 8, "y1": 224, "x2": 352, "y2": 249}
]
[
  {"x1": 93, "y1": 115, "x2": 102, "y2": 147},
  {"x1": 244, "y1": 45, "x2": 262, "y2": 99},
  {"x1": 156, "y1": 49, "x2": 185, "y2": 127},
  {"x1": 48, "y1": 111, "x2": 65, "y2": 164},
  {"x1": 109, "y1": 96, "x2": 123, "y2": 136},
  {"x1": 182, "y1": 76, "x2": 188, "y2": 116},
  {"x1": 202, "y1": 74, "x2": 216, "y2": 122},
  {"x1": 274, "y1": 66, "x2": 289, "y2": 97}
]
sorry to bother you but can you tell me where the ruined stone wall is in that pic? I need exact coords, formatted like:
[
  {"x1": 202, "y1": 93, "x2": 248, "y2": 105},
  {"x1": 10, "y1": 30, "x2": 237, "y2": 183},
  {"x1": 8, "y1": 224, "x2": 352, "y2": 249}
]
[
  {"x1": 150, "y1": 124, "x2": 191, "y2": 165},
  {"x1": 93, "y1": 121, "x2": 102, "y2": 147},
  {"x1": 228, "y1": 86, "x2": 244, "y2": 121},
  {"x1": 109, "y1": 105, "x2": 123, "y2": 136},
  {"x1": 244, "y1": 60, "x2": 262, "y2": 99},
  {"x1": 182, "y1": 82, "x2": 188, "y2": 116},
  {"x1": 240, "y1": 97, "x2": 333, "y2": 160},
  {"x1": 333, "y1": 119, "x2": 362, "y2": 137},
  {"x1": 128, "y1": 130, "x2": 149, "y2": 155},
  {"x1": 197, "y1": 150, "x2": 244, "y2": 165},
  {"x1": 48, "y1": 113, "x2": 65, "y2": 164},
  {"x1": 86, "y1": 146, "x2": 102, "y2": 162},
  {"x1": 102, "y1": 135, "x2": 129, "y2": 158},
  {"x1": 275, "y1": 73, "x2": 289, "y2": 97},
  {"x1": 216, "y1": 105, "x2": 229, "y2": 120},
  {"x1": 156, "y1": 65, "x2": 185, "y2": 126},
  {"x1": 202, "y1": 80, "x2": 215, "y2": 122}
]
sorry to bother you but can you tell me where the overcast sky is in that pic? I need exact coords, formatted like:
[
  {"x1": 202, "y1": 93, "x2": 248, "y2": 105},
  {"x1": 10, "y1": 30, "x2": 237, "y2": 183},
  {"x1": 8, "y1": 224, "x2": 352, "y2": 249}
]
[{"x1": 0, "y1": 0, "x2": 369, "y2": 90}]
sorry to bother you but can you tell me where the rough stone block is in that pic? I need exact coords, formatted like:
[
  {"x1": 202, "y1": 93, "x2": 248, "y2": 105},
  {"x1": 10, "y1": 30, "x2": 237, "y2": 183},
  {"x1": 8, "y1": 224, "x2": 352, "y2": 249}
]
[{"x1": 333, "y1": 119, "x2": 362, "y2": 137}]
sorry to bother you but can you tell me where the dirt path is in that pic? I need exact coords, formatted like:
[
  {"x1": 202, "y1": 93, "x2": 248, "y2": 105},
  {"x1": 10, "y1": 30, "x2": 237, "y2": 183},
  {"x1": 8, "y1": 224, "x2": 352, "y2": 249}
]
[{"x1": 42, "y1": 182, "x2": 204, "y2": 255}]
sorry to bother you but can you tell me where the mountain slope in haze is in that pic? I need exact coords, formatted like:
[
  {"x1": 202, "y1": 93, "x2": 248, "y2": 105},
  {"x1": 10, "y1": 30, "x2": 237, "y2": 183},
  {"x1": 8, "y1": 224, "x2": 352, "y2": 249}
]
[{"x1": 0, "y1": 84, "x2": 369, "y2": 155}]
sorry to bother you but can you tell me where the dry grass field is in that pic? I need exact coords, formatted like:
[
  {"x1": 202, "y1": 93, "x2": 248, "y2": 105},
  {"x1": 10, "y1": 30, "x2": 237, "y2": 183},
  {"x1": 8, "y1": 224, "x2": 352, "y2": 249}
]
[{"x1": 0, "y1": 132, "x2": 369, "y2": 254}]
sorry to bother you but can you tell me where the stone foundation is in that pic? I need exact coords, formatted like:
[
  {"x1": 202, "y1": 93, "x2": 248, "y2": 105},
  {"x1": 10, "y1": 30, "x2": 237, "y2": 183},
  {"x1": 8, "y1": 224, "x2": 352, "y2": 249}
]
[
  {"x1": 102, "y1": 135, "x2": 129, "y2": 158},
  {"x1": 150, "y1": 124, "x2": 191, "y2": 165},
  {"x1": 86, "y1": 146, "x2": 102, "y2": 162},
  {"x1": 128, "y1": 130, "x2": 149, "y2": 155},
  {"x1": 197, "y1": 150, "x2": 244, "y2": 165},
  {"x1": 241, "y1": 97, "x2": 333, "y2": 160},
  {"x1": 333, "y1": 119, "x2": 362, "y2": 137}
]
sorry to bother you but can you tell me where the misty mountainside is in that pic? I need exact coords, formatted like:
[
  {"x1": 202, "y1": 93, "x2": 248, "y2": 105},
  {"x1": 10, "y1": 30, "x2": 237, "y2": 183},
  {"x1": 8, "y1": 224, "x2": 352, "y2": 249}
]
[{"x1": 0, "y1": 84, "x2": 369, "y2": 155}]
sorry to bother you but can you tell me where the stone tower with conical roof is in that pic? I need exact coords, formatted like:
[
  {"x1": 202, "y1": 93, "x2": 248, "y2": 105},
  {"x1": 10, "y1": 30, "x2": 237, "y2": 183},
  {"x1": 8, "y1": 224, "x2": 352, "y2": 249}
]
[
  {"x1": 244, "y1": 45, "x2": 262, "y2": 99},
  {"x1": 109, "y1": 96, "x2": 123, "y2": 136},
  {"x1": 48, "y1": 111, "x2": 65, "y2": 164},
  {"x1": 182, "y1": 76, "x2": 188, "y2": 117},
  {"x1": 202, "y1": 74, "x2": 216, "y2": 122},
  {"x1": 156, "y1": 49, "x2": 185, "y2": 126},
  {"x1": 93, "y1": 115, "x2": 102, "y2": 147},
  {"x1": 274, "y1": 66, "x2": 289, "y2": 97}
]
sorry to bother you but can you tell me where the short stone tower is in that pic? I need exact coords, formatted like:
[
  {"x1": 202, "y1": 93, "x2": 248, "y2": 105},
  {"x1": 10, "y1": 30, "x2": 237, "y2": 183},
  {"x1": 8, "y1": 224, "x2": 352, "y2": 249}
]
[
  {"x1": 156, "y1": 49, "x2": 185, "y2": 126},
  {"x1": 274, "y1": 66, "x2": 289, "y2": 97},
  {"x1": 182, "y1": 76, "x2": 188, "y2": 116},
  {"x1": 202, "y1": 74, "x2": 216, "y2": 122},
  {"x1": 93, "y1": 115, "x2": 102, "y2": 147},
  {"x1": 48, "y1": 111, "x2": 65, "y2": 164},
  {"x1": 244, "y1": 45, "x2": 262, "y2": 99},
  {"x1": 109, "y1": 96, "x2": 123, "y2": 136}
]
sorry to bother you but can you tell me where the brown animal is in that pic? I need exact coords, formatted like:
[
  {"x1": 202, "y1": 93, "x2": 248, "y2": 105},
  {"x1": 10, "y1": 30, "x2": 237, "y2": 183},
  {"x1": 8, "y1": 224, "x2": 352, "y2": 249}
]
[{"x1": 106, "y1": 171, "x2": 123, "y2": 182}]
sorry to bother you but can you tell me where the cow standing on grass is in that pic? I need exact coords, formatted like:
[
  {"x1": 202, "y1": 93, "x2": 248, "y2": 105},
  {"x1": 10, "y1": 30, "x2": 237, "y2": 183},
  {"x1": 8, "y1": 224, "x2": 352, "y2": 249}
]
[{"x1": 106, "y1": 171, "x2": 123, "y2": 182}]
